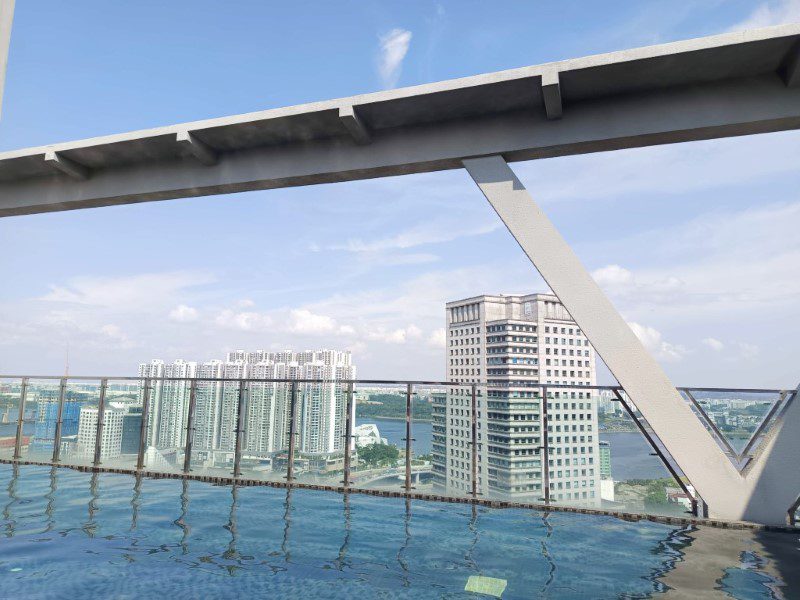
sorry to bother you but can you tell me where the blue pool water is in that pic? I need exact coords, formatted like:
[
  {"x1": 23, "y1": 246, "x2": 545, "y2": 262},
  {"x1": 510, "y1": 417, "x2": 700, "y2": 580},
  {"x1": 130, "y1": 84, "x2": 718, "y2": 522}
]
[{"x1": 0, "y1": 465, "x2": 797, "y2": 599}]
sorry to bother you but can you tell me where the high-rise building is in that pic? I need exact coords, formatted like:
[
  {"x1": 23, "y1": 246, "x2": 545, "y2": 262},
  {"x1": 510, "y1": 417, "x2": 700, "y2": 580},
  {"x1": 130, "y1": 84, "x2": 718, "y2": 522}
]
[
  {"x1": 137, "y1": 350, "x2": 355, "y2": 464},
  {"x1": 30, "y1": 391, "x2": 83, "y2": 454},
  {"x1": 432, "y1": 293, "x2": 601, "y2": 506},
  {"x1": 76, "y1": 406, "x2": 124, "y2": 460},
  {"x1": 599, "y1": 440, "x2": 612, "y2": 479}
]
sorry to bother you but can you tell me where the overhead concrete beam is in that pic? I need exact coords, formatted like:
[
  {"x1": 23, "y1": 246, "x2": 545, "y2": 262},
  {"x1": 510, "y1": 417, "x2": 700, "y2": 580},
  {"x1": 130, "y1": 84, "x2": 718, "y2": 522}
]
[
  {"x1": 0, "y1": 0, "x2": 14, "y2": 122},
  {"x1": 541, "y1": 69, "x2": 562, "y2": 119},
  {"x1": 44, "y1": 150, "x2": 90, "y2": 181},
  {"x1": 782, "y1": 42, "x2": 800, "y2": 87},
  {"x1": 176, "y1": 130, "x2": 218, "y2": 166},
  {"x1": 338, "y1": 105, "x2": 371, "y2": 145}
]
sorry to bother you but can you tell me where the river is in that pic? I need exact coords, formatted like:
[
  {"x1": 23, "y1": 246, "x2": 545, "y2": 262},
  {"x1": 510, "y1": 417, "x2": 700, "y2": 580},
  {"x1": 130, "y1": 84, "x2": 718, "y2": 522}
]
[{"x1": 357, "y1": 418, "x2": 665, "y2": 480}]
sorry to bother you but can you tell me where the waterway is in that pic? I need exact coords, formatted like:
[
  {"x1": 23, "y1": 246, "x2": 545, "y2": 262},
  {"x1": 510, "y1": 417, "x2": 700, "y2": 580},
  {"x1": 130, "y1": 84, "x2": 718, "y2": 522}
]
[{"x1": 357, "y1": 418, "x2": 666, "y2": 481}]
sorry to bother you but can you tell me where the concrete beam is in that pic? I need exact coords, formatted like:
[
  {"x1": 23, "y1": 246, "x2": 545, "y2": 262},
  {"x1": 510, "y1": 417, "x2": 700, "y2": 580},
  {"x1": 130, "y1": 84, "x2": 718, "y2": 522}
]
[
  {"x1": 782, "y1": 42, "x2": 800, "y2": 87},
  {"x1": 0, "y1": 0, "x2": 14, "y2": 122},
  {"x1": 338, "y1": 105, "x2": 371, "y2": 145},
  {"x1": 2, "y1": 73, "x2": 800, "y2": 218},
  {"x1": 44, "y1": 150, "x2": 90, "y2": 181},
  {"x1": 541, "y1": 69, "x2": 562, "y2": 119},
  {"x1": 176, "y1": 130, "x2": 218, "y2": 166},
  {"x1": 462, "y1": 155, "x2": 800, "y2": 526}
]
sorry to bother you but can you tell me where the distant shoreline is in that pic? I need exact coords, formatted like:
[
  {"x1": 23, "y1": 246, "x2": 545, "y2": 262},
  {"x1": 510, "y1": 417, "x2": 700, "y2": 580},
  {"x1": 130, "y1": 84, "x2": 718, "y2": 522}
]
[{"x1": 356, "y1": 415, "x2": 433, "y2": 423}]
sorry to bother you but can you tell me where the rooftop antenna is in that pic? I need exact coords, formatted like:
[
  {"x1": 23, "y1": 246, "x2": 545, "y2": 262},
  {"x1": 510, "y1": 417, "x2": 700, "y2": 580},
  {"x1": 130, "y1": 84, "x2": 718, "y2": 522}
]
[{"x1": 64, "y1": 343, "x2": 69, "y2": 378}]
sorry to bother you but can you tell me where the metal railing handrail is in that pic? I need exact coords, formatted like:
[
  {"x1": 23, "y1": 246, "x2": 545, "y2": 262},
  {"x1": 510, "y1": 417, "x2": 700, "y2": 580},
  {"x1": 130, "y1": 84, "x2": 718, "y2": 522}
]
[{"x1": 0, "y1": 375, "x2": 792, "y2": 394}]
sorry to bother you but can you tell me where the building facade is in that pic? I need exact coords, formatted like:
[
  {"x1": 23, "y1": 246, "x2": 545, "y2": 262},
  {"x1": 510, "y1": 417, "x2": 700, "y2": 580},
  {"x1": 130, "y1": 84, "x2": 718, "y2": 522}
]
[{"x1": 432, "y1": 293, "x2": 601, "y2": 506}]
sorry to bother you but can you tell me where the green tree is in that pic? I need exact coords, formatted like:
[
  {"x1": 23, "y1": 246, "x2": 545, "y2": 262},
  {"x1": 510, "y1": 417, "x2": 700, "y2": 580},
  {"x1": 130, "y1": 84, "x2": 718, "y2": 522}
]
[{"x1": 357, "y1": 443, "x2": 400, "y2": 467}]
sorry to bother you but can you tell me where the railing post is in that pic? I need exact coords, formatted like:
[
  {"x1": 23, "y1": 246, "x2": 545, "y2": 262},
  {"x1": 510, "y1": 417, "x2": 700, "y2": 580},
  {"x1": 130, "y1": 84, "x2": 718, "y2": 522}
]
[
  {"x1": 92, "y1": 378, "x2": 108, "y2": 467},
  {"x1": 541, "y1": 385, "x2": 550, "y2": 504},
  {"x1": 182, "y1": 379, "x2": 198, "y2": 474},
  {"x1": 342, "y1": 381, "x2": 354, "y2": 488},
  {"x1": 470, "y1": 383, "x2": 478, "y2": 499},
  {"x1": 286, "y1": 381, "x2": 298, "y2": 484},
  {"x1": 233, "y1": 380, "x2": 247, "y2": 478},
  {"x1": 51, "y1": 378, "x2": 68, "y2": 464},
  {"x1": 136, "y1": 378, "x2": 152, "y2": 471},
  {"x1": 13, "y1": 377, "x2": 28, "y2": 460},
  {"x1": 404, "y1": 383, "x2": 413, "y2": 493}
]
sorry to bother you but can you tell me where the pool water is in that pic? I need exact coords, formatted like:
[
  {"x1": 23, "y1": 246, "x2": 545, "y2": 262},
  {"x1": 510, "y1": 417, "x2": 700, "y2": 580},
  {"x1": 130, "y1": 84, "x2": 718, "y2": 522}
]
[{"x1": 0, "y1": 465, "x2": 797, "y2": 599}]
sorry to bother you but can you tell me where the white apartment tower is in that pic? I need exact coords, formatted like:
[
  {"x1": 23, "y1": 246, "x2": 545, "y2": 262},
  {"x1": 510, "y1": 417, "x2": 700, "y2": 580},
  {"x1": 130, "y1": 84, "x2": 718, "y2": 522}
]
[
  {"x1": 432, "y1": 293, "x2": 601, "y2": 507},
  {"x1": 76, "y1": 406, "x2": 124, "y2": 460},
  {"x1": 137, "y1": 350, "x2": 355, "y2": 460}
]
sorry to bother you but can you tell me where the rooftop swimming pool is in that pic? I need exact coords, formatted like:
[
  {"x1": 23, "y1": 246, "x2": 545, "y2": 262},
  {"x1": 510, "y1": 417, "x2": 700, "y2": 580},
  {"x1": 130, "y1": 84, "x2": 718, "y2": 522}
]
[{"x1": 0, "y1": 464, "x2": 797, "y2": 599}]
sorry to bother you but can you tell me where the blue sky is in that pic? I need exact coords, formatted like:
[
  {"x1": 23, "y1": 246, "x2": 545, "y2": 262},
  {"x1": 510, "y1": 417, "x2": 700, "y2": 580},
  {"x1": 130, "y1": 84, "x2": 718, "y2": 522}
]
[{"x1": 0, "y1": 0, "x2": 799, "y2": 387}]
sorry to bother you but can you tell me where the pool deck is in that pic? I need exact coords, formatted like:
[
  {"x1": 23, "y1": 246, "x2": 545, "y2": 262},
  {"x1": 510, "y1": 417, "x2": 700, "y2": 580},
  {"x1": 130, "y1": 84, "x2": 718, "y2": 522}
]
[{"x1": 2, "y1": 458, "x2": 796, "y2": 534}]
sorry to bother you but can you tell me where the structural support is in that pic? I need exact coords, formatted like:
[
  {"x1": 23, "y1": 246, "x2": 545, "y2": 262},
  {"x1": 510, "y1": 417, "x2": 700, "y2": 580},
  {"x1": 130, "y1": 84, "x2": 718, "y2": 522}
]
[
  {"x1": 44, "y1": 150, "x2": 90, "y2": 180},
  {"x1": 51, "y1": 378, "x2": 67, "y2": 464},
  {"x1": 182, "y1": 379, "x2": 198, "y2": 474},
  {"x1": 0, "y1": 0, "x2": 13, "y2": 121},
  {"x1": 286, "y1": 381, "x2": 298, "y2": 484},
  {"x1": 92, "y1": 379, "x2": 108, "y2": 467},
  {"x1": 232, "y1": 380, "x2": 246, "y2": 478},
  {"x1": 176, "y1": 131, "x2": 218, "y2": 166},
  {"x1": 12, "y1": 376, "x2": 27, "y2": 460},
  {"x1": 782, "y1": 41, "x2": 800, "y2": 87},
  {"x1": 338, "y1": 105, "x2": 371, "y2": 145},
  {"x1": 541, "y1": 386, "x2": 550, "y2": 504},
  {"x1": 136, "y1": 378, "x2": 151, "y2": 471},
  {"x1": 403, "y1": 384, "x2": 414, "y2": 493},
  {"x1": 463, "y1": 155, "x2": 800, "y2": 525},
  {"x1": 541, "y1": 70, "x2": 562, "y2": 119},
  {"x1": 342, "y1": 381, "x2": 354, "y2": 488},
  {"x1": 470, "y1": 383, "x2": 478, "y2": 499}
]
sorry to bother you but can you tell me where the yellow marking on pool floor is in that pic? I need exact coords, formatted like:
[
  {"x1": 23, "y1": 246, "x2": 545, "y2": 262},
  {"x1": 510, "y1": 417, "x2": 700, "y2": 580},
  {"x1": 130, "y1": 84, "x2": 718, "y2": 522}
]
[{"x1": 464, "y1": 575, "x2": 508, "y2": 597}]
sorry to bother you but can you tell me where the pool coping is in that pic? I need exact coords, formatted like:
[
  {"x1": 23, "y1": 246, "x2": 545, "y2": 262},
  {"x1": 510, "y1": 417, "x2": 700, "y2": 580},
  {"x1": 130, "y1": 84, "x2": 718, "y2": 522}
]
[{"x1": 2, "y1": 458, "x2": 797, "y2": 534}]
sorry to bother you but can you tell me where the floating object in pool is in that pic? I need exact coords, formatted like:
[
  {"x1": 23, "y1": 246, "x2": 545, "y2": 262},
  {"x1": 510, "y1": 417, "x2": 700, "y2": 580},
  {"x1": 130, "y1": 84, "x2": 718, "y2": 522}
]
[
  {"x1": 10, "y1": 568, "x2": 22, "y2": 572},
  {"x1": 465, "y1": 575, "x2": 507, "y2": 597}
]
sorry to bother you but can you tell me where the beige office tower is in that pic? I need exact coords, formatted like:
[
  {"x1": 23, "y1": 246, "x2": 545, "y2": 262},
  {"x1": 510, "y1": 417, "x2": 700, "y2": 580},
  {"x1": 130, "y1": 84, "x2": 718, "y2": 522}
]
[{"x1": 432, "y1": 293, "x2": 601, "y2": 506}]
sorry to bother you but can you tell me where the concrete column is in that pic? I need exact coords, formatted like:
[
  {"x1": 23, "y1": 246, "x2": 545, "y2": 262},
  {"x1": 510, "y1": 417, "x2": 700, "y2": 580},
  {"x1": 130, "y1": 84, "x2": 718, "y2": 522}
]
[
  {"x1": 462, "y1": 155, "x2": 799, "y2": 525},
  {"x1": 0, "y1": 0, "x2": 14, "y2": 122}
]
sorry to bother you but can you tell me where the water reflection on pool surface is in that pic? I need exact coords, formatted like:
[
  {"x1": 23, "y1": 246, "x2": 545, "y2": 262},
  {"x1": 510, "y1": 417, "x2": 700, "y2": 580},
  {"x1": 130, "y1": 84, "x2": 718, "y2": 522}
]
[{"x1": 0, "y1": 465, "x2": 797, "y2": 599}]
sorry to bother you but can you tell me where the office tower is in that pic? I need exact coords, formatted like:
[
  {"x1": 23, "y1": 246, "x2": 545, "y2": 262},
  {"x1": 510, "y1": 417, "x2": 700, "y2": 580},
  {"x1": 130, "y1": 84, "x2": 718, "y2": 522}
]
[
  {"x1": 76, "y1": 406, "x2": 124, "y2": 460},
  {"x1": 432, "y1": 293, "x2": 601, "y2": 506}
]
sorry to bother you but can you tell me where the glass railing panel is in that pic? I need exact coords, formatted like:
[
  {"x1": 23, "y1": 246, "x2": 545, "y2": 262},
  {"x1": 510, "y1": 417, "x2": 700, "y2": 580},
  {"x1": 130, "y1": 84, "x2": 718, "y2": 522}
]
[
  {"x1": 139, "y1": 377, "x2": 192, "y2": 474},
  {"x1": 350, "y1": 383, "x2": 409, "y2": 493},
  {"x1": 289, "y1": 381, "x2": 348, "y2": 488},
  {"x1": 94, "y1": 378, "x2": 144, "y2": 470},
  {"x1": 480, "y1": 383, "x2": 546, "y2": 504},
  {"x1": 22, "y1": 378, "x2": 62, "y2": 461},
  {"x1": 591, "y1": 387, "x2": 695, "y2": 518},
  {"x1": 58, "y1": 379, "x2": 102, "y2": 467},
  {"x1": 235, "y1": 380, "x2": 291, "y2": 483},
  {"x1": 679, "y1": 388, "x2": 786, "y2": 458},
  {"x1": 408, "y1": 384, "x2": 441, "y2": 497},
  {"x1": 0, "y1": 377, "x2": 24, "y2": 459},
  {"x1": 187, "y1": 377, "x2": 239, "y2": 477}
]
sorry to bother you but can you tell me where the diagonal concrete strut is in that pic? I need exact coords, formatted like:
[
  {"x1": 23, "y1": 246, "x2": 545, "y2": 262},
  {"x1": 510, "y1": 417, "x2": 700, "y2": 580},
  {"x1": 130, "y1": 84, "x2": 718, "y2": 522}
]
[
  {"x1": 463, "y1": 155, "x2": 799, "y2": 525},
  {"x1": 0, "y1": 0, "x2": 13, "y2": 122}
]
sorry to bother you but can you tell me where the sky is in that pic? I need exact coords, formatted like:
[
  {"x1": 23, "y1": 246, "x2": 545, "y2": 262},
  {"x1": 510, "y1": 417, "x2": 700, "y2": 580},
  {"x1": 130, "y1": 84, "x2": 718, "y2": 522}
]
[{"x1": 0, "y1": 0, "x2": 799, "y2": 387}]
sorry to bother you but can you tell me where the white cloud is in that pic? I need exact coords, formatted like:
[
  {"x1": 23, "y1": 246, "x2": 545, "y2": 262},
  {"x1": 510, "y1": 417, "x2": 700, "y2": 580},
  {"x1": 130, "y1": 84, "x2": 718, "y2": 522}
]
[
  {"x1": 215, "y1": 309, "x2": 273, "y2": 332},
  {"x1": 737, "y1": 342, "x2": 760, "y2": 359},
  {"x1": 702, "y1": 337, "x2": 725, "y2": 351},
  {"x1": 332, "y1": 219, "x2": 500, "y2": 253},
  {"x1": 377, "y1": 28, "x2": 412, "y2": 88},
  {"x1": 628, "y1": 322, "x2": 688, "y2": 362},
  {"x1": 366, "y1": 324, "x2": 423, "y2": 344},
  {"x1": 592, "y1": 264, "x2": 634, "y2": 287},
  {"x1": 169, "y1": 304, "x2": 199, "y2": 323},
  {"x1": 427, "y1": 328, "x2": 446, "y2": 348},
  {"x1": 729, "y1": 0, "x2": 800, "y2": 31},
  {"x1": 288, "y1": 309, "x2": 337, "y2": 334}
]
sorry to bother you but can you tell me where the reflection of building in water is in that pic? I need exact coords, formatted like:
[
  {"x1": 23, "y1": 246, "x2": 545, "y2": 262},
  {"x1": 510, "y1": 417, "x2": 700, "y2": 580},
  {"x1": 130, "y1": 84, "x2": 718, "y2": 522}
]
[
  {"x1": 353, "y1": 423, "x2": 387, "y2": 447},
  {"x1": 433, "y1": 293, "x2": 601, "y2": 506}
]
